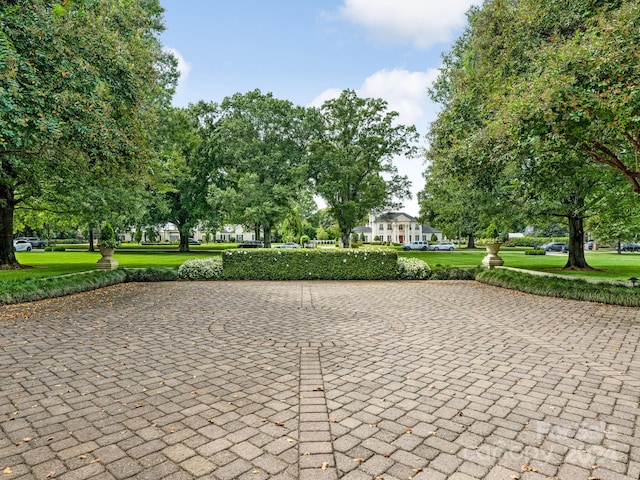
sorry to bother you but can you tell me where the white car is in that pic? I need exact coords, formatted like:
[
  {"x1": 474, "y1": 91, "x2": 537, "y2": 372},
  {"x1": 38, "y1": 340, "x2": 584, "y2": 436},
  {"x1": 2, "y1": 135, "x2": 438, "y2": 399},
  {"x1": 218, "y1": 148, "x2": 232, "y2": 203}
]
[
  {"x1": 402, "y1": 241, "x2": 430, "y2": 251},
  {"x1": 13, "y1": 239, "x2": 32, "y2": 252},
  {"x1": 430, "y1": 241, "x2": 455, "y2": 251}
]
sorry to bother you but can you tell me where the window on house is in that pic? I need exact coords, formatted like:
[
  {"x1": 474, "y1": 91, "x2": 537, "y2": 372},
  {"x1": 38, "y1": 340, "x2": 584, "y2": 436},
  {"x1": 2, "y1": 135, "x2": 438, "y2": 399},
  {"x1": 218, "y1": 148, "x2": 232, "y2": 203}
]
[
  {"x1": 387, "y1": 235, "x2": 392, "y2": 242},
  {"x1": 399, "y1": 225, "x2": 404, "y2": 231},
  {"x1": 379, "y1": 224, "x2": 384, "y2": 230},
  {"x1": 387, "y1": 224, "x2": 392, "y2": 230}
]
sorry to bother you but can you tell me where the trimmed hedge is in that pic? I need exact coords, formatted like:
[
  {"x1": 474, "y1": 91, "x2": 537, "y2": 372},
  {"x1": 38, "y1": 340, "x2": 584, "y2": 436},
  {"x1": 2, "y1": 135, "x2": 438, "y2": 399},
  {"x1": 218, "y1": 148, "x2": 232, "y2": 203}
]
[
  {"x1": 0, "y1": 270, "x2": 127, "y2": 306},
  {"x1": 476, "y1": 268, "x2": 640, "y2": 307},
  {"x1": 222, "y1": 248, "x2": 398, "y2": 280},
  {"x1": 525, "y1": 249, "x2": 546, "y2": 255}
]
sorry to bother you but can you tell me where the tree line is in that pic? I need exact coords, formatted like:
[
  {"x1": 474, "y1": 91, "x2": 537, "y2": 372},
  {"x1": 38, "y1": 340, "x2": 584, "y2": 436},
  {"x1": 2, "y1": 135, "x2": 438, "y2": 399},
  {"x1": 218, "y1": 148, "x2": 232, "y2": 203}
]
[
  {"x1": 421, "y1": 0, "x2": 640, "y2": 269},
  {"x1": 1, "y1": 0, "x2": 417, "y2": 266}
]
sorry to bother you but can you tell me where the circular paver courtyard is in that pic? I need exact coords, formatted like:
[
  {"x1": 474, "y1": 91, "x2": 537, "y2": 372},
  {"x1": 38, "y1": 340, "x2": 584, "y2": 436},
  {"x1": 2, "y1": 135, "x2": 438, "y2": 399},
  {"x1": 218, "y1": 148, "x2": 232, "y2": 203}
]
[{"x1": 0, "y1": 280, "x2": 639, "y2": 480}]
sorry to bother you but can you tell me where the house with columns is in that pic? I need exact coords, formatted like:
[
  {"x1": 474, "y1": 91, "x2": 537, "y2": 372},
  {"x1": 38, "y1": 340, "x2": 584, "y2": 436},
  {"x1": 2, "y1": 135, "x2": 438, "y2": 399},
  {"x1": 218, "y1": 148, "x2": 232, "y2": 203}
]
[{"x1": 353, "y1": 212, "x2": 442, "y2": 244}]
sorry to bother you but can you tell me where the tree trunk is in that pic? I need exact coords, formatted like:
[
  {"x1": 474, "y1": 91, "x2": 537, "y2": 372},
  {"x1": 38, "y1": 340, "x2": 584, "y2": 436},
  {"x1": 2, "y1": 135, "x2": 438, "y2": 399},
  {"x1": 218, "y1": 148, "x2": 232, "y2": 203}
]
[
  {"x1": 0, "y1": 185, "x2": 19, "y2": 267},
  {"x1": 88, "y1": 229, "x2": 95, "y2": 252},
  {"x1": 264, "y1": 225, "x2": 272, "y2": 248},
  {"x1": 341, "y1": 230, "x2": 350, "y2": 248},
  {"x1": 467, "y1": 233, "x2": 476, "y2": 249},
  {"x1": 564, "y1": 215, "x2": 591, "y2": 270},
  {"x1": 178, "y1": 229, "x2": 190, "y2": 252}
]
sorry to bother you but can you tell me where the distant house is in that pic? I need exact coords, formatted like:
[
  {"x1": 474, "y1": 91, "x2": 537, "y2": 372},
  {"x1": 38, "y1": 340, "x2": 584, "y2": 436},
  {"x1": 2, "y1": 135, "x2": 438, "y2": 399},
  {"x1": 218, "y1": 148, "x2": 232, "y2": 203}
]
[{"x1": 354, "y1": 212, "x2": 442, "y2": 244}]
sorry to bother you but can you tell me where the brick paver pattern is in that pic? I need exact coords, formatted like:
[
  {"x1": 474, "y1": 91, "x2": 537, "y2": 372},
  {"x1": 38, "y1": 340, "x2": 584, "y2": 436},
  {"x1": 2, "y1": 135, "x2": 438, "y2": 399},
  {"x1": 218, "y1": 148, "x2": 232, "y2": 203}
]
[{"x1": 1, "y1": 280, "x2": 639, "y2": 479}]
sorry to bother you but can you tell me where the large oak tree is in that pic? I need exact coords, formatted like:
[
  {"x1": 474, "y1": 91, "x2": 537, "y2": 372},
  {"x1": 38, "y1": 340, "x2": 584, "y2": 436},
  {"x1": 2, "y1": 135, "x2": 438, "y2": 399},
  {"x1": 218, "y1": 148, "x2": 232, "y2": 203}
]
[
  {"x1": 309, "y1": 89, "x2": 417, "y2": 248},
  {"x1": 0, "y1": 0, "x2": 174, "y2": 266}
]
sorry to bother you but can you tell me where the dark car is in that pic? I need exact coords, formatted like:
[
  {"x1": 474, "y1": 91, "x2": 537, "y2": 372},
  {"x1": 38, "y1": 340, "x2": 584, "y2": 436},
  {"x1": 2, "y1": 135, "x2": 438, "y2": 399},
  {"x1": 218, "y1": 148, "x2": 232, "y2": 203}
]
[
  {"x1": 621, "y1": 242, "x2": 640, "y2": 252},
  {"x1": 237, "y1": 240, "x2": 264, "y2": 248},
  {"x1": 541, "y1": 242, "x2": 568, "y2": 252}
]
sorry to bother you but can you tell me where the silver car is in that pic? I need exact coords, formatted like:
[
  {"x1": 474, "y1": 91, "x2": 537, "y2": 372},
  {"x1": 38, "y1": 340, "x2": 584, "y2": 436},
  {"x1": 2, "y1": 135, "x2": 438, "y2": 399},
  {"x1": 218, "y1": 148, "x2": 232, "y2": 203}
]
[
  {"x1": 430, "y1": 241, "x2": 455, "y2": 251},
  {"x1": 13, "y1": 239, "x2": 32, "y2": 252}
]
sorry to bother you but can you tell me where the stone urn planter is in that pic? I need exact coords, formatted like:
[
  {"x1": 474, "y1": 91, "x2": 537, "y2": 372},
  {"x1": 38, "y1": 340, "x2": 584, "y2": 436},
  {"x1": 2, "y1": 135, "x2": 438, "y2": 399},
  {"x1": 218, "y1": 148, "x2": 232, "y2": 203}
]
[
  {"x1": 482, "y1": 242, "x2": 504, "y2": 268},
  {"x1": 96, "y1": 245, "x2": 119, "y2": 270}
]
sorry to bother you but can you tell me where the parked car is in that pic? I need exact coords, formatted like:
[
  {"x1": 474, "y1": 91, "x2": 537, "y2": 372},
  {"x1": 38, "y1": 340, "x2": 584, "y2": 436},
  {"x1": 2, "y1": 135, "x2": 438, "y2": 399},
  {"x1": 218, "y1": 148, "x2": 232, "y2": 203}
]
[
  {"x1": 584, "y1": 241, "x2": 594, "y2": 250},
  {"x1": 541, "y1": 242, "x2": 568, "y2": 252},
  {"x1": 274, "y1": 242, "x2": 300, "y2": 248},
  {"x1": 430, "y1": 241, "x2": 456, "y2": 251},
  {"x1": 621, "y1": 242, "x2": 640, "y2": 252},
  {"x1": 16, "y1": 236, "x2": 46, "y2": 248},
  {"x1": 237, "y1": 240, "x2": 264, "y2": 248},
  {"x1": 13, "y1": 239, "x2": 32, "y2": 252},
  {"x1": 402, "y1": 241, "x2": 430, "y2": 251}
]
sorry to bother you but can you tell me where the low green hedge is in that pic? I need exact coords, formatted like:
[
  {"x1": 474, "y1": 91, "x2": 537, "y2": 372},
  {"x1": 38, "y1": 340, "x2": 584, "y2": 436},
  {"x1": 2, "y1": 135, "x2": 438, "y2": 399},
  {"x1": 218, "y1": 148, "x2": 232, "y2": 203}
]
[
  {"x1": 476, "y1": 268, "x2": 640, "y2": 306},
  {"x1": 0, "y1": 267, "x2": 178, "y2": 306},
  {"x1": 222, "y1": 248, "x2": 398, "y2": 280},
  {"x1": 525, "y1": 249, "x2": 546, "y2": 255},
  {"x1": 45, "y1": 246, "x2": 66, "y2": 252}
]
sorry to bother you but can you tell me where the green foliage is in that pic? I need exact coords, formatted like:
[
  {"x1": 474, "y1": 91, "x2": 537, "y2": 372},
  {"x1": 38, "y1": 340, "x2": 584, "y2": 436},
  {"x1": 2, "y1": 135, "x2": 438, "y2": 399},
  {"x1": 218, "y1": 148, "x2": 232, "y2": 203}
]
[
  {"x1": 0, "y1": 0, "x2": 175, "y2": 266},
  {"x1": 476, "y1": 269, "x2": 640, "y2": 307},
  {"x1": 300, "y1": 235, "x2": 310, "y2": 246},
  {"x1": 209, "y1": 90, "x2": 311, "y2": 247},
  {"x1": 0, "y1": 270, "x2": 127, "y2": 306},
  {"x1": 525, "y1": 250, "x2": 546, "y2": 256},
  {"x1": 222, "y1": 249, "x2": 397, "y2": 280},
  {"x1": 486, "y1": 224, "x2": 499, "y2": 240},
  {"x1": 396, "y1": 257, "x2": 430, "y2": 279},
  {"x1": 503, "y1": 236, "x2": 569, "y2": 247},
  {"x1": 99, "y1": 223, "x2": 118, "y2": 248},
  {"x1": 45, "y1": 246, "x2": 66, "y2": 252},
  {"x1": 309, "y1": 89, "x2": 417, "y2": 247},
  {"x1": 178, "y1": 257, "x2": 223, "y2": 280},
  {"x1": 426, "y1": 267, "x2": 478, "y2": 281},
  {"x1": 122, "y1": 267, "x2": 178, "y2": 282}
]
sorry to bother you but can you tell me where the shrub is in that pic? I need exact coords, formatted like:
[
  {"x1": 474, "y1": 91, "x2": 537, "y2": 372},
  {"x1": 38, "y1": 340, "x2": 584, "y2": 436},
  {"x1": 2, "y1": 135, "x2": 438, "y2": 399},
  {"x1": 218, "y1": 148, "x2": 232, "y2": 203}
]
[
  {"x1": 99, "y1": 222, "x2": 118, "y2": 248},
  {"x1": 427, "y1": 267, "x2": 478, "y2": 280},
  {"x1": 223, "y1": 248, "x2": 397, "y2": 280},
  {"x1": 397, "y1": 257, "x2": 430, "y2": 279},
  {"x1": 45, "y1": 246, "x2": 66, "y2": 252},
  {"x1": 300, "y1": 235, "x2": 310, "y2": 246},
  {"x1": 178, "y1": 257, "x2": 223, "y2": 280},
  {"x1": 0, "y1": 270, "x2": 127, "y2": 306},
  {"x1": 525, "y1": 249, "x2": 546, "y2": 255},
  {"x1": 124, "y1": 267, "x2": 178, "y2": 282}
]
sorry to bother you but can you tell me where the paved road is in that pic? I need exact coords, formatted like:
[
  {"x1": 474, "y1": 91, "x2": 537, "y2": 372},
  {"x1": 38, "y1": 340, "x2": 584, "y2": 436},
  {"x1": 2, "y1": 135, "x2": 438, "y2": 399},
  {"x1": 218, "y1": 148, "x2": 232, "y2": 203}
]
[{"x1": 1, "y1": 281, "x2": 639, "y2": 480}]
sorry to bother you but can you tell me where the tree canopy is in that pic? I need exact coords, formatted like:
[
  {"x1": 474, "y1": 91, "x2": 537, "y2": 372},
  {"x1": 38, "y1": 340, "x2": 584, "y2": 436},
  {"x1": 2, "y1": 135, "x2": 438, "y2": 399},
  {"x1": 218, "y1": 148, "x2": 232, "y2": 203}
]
[
  {"x1": 423, "y1": 0, "x2": 640, "y2": 268},
  {"x1": 0, "y1": 0, "x2": 175, "y2": 265},
  {"x1": 309, "y1": 89, "x2": 418, "y2": 247}
]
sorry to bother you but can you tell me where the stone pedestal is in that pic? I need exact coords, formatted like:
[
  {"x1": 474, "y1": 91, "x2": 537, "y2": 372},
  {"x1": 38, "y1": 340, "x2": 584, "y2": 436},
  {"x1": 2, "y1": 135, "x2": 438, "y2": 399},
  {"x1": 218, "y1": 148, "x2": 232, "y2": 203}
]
[
  {"x1": 96, "y1": 246, "x2": 119, "y2": 270},
  {"x1": 482, "y1": 242, "x2": 504, "y2": 268}
]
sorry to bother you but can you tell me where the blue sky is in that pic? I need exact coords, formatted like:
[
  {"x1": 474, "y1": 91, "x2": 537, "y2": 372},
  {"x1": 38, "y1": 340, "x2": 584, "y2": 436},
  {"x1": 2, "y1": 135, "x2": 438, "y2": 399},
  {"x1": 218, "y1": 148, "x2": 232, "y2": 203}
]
[{"x1": 159, "y1": 0, "x2": 481, "y2": 216}]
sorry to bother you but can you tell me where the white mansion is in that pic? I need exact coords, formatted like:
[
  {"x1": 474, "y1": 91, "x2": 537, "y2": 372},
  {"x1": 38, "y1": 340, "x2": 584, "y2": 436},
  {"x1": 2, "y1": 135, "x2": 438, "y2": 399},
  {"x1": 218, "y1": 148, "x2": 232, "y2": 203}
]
[{"x1": 353, "y1": 212, "x2": 442, "y2": 244}]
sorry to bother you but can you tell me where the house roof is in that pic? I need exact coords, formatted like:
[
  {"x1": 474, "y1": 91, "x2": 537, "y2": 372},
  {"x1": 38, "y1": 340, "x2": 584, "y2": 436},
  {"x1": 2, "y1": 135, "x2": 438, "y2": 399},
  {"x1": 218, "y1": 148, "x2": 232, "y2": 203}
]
[
  {"x1": 353, "y1": 226, "x2": 372, "y2": 233},
  {"x1": 374, "y1": 212, "x2": 417, "y2": 223},
  {"x1": 422, "y1": 225, "x2": 442, "y2": 234}
]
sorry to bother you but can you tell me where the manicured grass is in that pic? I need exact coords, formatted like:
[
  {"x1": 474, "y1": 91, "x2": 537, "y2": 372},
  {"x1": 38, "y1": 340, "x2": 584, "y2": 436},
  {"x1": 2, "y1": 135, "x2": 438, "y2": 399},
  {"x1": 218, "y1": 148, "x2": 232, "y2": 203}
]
[
  {"x1": 6, "y1": 247, "x2": 640, "y2": 284},
  {"x1": 6, "y1": 250, "x2": 221, "y2": 281},
  {"x1": 399, "y1": 249, "x2": 640, "y2": 282}
]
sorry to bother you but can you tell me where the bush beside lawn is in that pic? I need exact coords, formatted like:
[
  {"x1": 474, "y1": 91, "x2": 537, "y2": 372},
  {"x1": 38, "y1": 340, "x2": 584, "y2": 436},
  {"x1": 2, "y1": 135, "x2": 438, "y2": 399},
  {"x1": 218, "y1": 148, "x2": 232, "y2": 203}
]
[{"x1": 476, "y1": 268, "x2": 640, "y2": 307}]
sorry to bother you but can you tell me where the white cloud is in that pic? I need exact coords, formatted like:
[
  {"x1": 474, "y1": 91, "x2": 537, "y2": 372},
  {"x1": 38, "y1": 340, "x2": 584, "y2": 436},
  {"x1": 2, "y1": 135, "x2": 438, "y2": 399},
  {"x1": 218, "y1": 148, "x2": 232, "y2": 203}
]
[
  {"x1": 309, "y1": 68, "x2": 439, "y2": 128},
  {"x1": 337, "y1": 0, "x2": 482, "y2": 48},
  {"x1": 165, "y1": 48, "x2": 192, "y2": 95}
]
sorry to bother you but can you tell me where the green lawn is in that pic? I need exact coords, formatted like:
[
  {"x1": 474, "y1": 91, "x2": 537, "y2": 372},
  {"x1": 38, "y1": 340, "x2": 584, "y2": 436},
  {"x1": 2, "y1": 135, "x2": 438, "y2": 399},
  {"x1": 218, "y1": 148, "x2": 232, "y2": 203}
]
[
  {"x1": 4, "y1": 247, "x2": 640, "y2": 284},
  {"x1": 400, "y1": 248, "x2": 640, "y2": 282},
  {"x1": 6, "y1": 250, "x2": 221, "y2": 282}
]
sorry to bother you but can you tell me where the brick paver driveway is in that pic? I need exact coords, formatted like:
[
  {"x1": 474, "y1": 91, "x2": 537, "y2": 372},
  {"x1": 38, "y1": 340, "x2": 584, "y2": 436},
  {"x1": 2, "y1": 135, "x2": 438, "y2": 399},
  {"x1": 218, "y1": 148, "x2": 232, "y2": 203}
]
[{"x1": 1, "y1": 281, "x2": 639, "y2": 480}]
